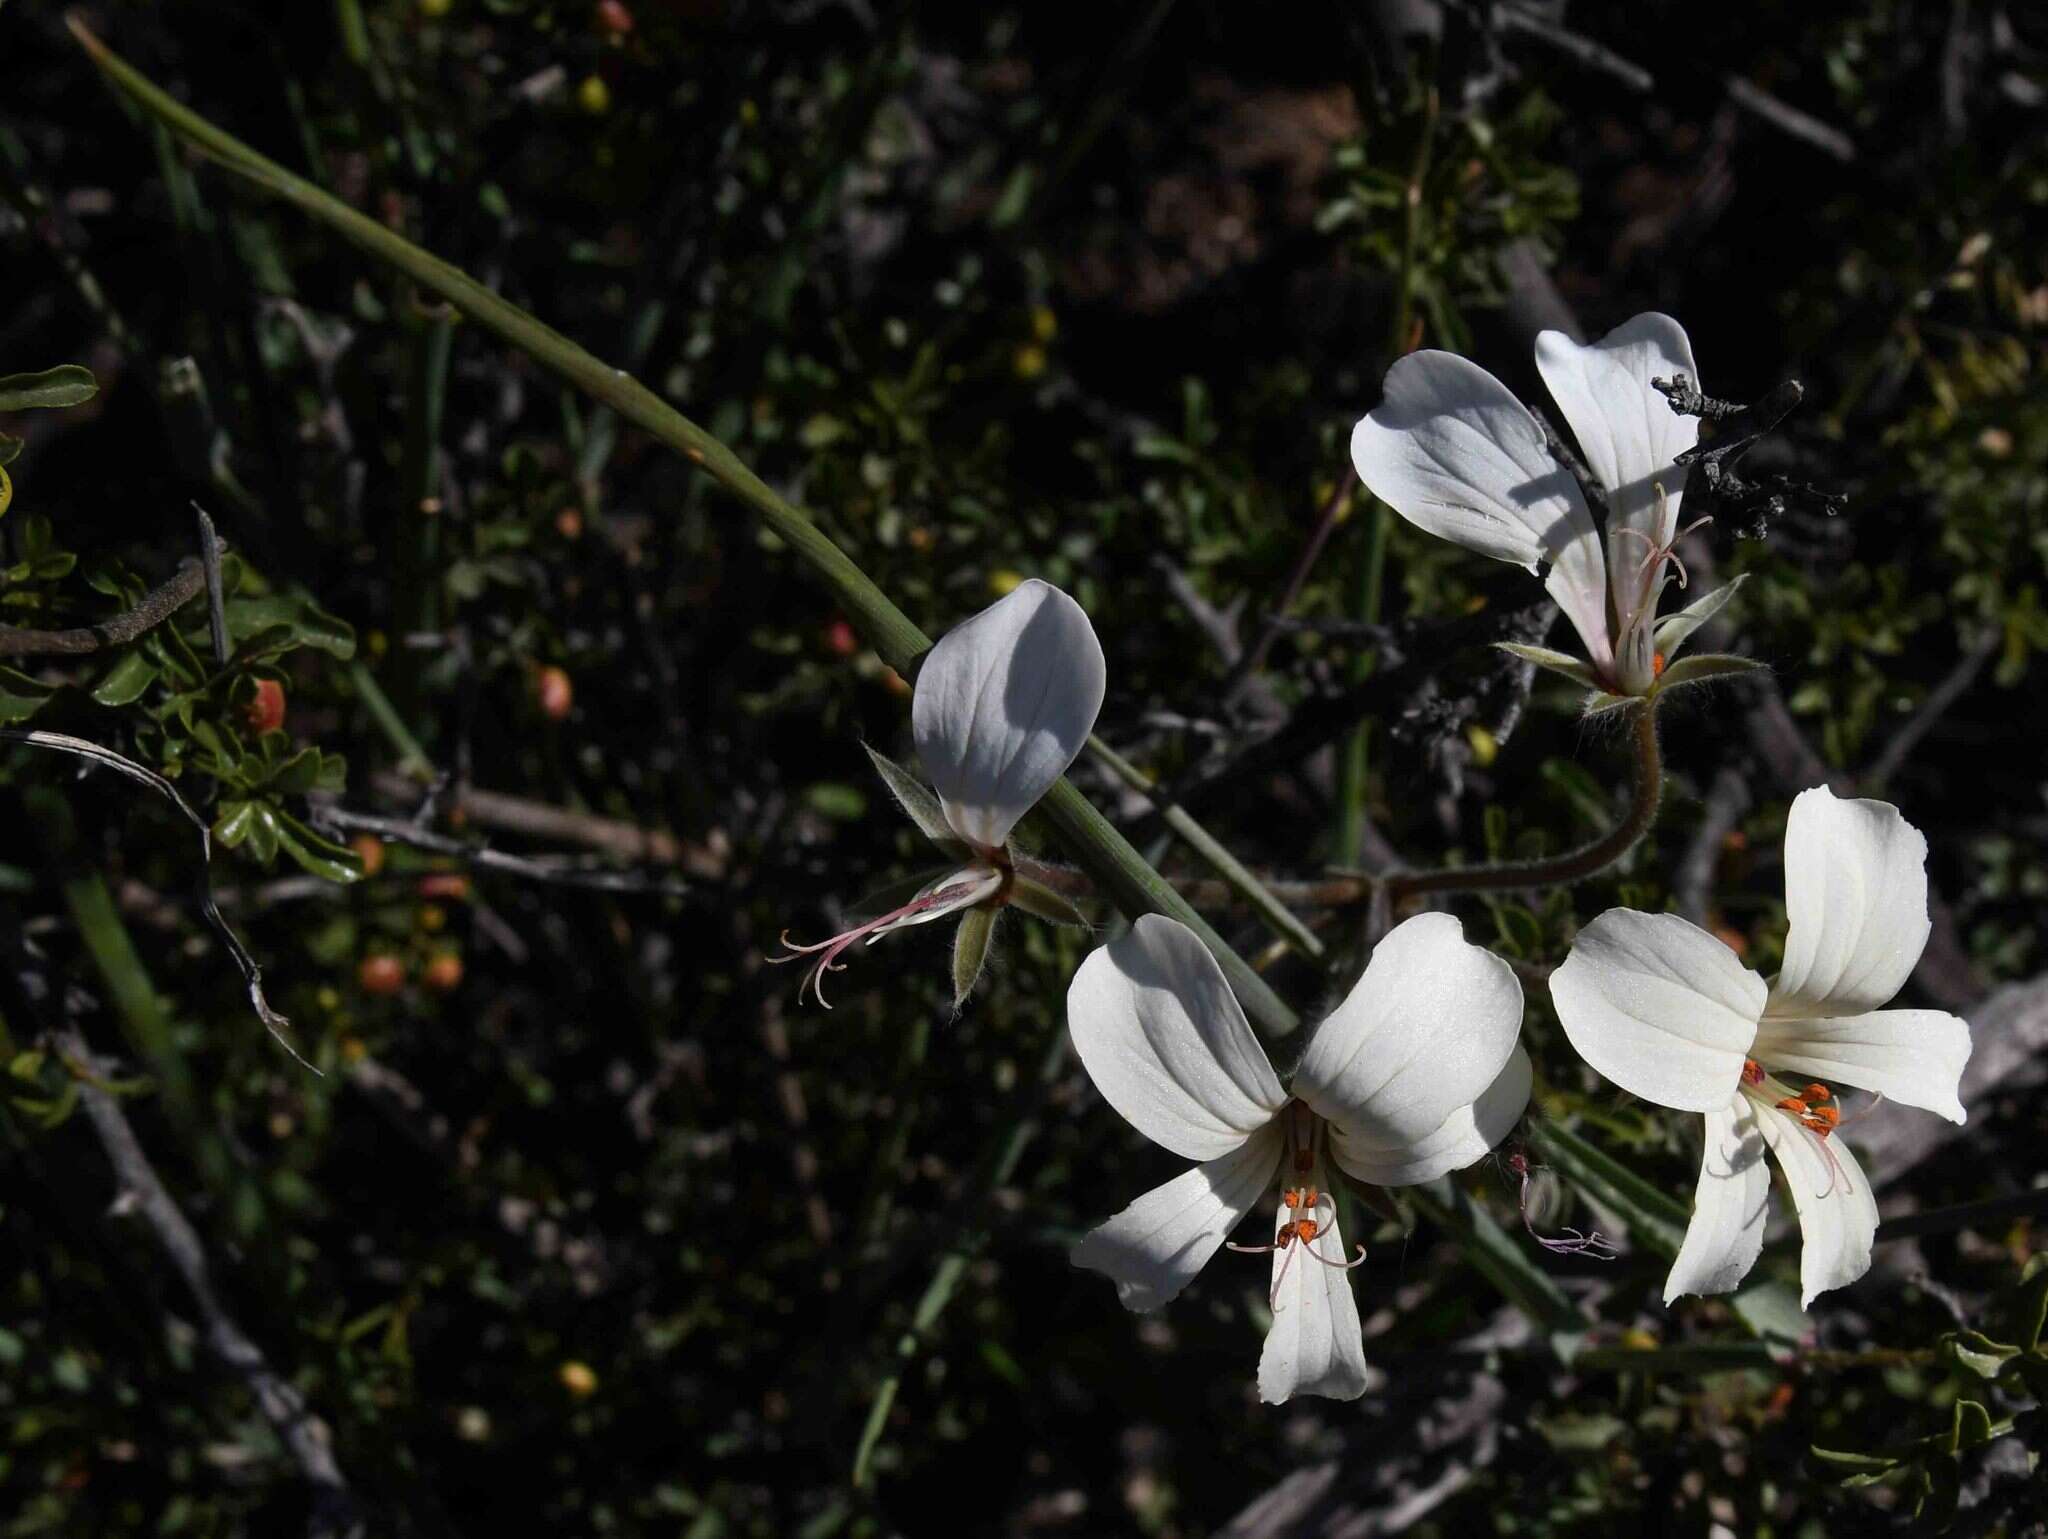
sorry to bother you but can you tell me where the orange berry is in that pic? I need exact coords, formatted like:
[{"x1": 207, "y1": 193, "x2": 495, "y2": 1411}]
[
  {"x1": 243, "y1": 678, "x2": 287, "y2": 736},
  {"x1": 422, "y1": 953, "x2": 464, "y2": 993},
  {"x1": 595, "y1": 0, "x2": 635, "y2": 34},
  {"x1": 350, "y1": 835, "x2": 387, "y2": 878},
  {"x1": 822, "y1": 618, "x2": 859, "y2": 658},
  {"x1": 555, "y1": 506, "x2": 585, "y2": 540},
  {"x1": 358, "y1": 955, "x2": 405, "y2": 996},
  {"x1": 536, "y1": 665, "x2": 574, "y2": 721},
  {"x1": 418, "y1": 872, "x2": 471, "y2": 902}
]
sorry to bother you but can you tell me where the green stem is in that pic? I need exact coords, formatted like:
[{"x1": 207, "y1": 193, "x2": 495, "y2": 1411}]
[
  {"x1": 347, "y1": 659, "x2": 434, "y2": 778},
  {"x1": 1088, "y1": 736, "x2": 1326, "y2": 965},
  {"x1": 69, "y1": 21, "x2": 1296, "y2": 1037},
  {"x1": 1389, "y1": 699, "x2": 1663, "y2": 902}
]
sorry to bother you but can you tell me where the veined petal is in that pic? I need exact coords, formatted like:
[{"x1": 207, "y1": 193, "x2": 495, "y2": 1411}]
[
  {"x1": 1067, "y1": 915, "x2": 1288, "y2": 1162},
  {"x1": 1770, "y1": 786, "x2": 1933, "y2": 1018},
  {"x1": 1293, "y1": 912, "x2": 1524, "y2": 1147},
  {"x1": 1533, "y1": 313, "x2": 1699, "y2": 572},
  {"x1": 1070, "y1": 1122, "x2": 1283, "y2": 1313},
  {"x1": 1328, "y1": 1046, "x2": 1532, "y2": 1188},
  {"x1": 911, "y1": 579, "x2": 1106, "y2": 850},
  {"x1": 1662, "y1": 1097, "x2": 1770, "y2": 1303},
  {"x1": 1754, "y1": 1102, "x2": 1879, "y2": 1308},
  {"x1": 1551, "y1": 909, "x2": 1765, "y2": 1112},
  {"x1": 1350, "y1": 351, "x2": 1611, "y2": 670},
  {"x1": 1752, "y1": 1008, "x2": 1970, "y2": 1124},
  {"x1": 1257, "y1": 1156, "x2": 1370, "y2": 1404}
]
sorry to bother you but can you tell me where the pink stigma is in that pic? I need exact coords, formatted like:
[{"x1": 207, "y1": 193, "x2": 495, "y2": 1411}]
[{"x1": 769, "y1": 879, "x2": 986, "y2": 1009}]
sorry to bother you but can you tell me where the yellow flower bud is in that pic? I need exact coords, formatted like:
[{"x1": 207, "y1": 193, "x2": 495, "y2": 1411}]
[
  {"x1": 578, "y1": 75, "x2": 611, "y2": 116},
  {"x1": 558, "y1": 1361, "x2": 598, "y2": 1397}
]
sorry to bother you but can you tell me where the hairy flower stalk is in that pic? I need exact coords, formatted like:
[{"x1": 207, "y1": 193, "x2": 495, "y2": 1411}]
[
  {"x1": 1349, "y1": 313, "x2": 1759, "y2": 708},
  {"x1": 771, "y1": 579, "x2": 1105, "y2": 1007},
  {"x1": 1550, "y1": 787, "x2": 1972, "y2": 1306},
  {"x1": 1067, "y1": 913, "x2": 1531, "y2": 1401}
]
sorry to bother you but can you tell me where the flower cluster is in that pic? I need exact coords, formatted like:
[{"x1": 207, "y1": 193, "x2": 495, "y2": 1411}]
[{"x1": 770, "y1": 314, "x2": 1972, "y2": 1403}]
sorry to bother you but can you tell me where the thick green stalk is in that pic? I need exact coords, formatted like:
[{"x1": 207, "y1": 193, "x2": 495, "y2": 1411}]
[{"x1": 68, "y1": 22, "x2": 1299, "y2": 1033}]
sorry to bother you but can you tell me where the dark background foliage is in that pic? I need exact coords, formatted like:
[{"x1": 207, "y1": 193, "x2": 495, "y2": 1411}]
[{"x1": 1, "y1": 1, "x2": 2044, "y2": 1534}]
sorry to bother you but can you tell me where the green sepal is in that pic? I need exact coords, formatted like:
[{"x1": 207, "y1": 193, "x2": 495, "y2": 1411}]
[
  {"x1": 863, "y1": 743, "x2": 967, "y2": 854},
  {"x1": 951, "y1": 906, "x2": 997, "y2": 1009},
  {"x1": 1496, "y1": 641, "x2": 1602, "y2": 692},
  {"x1": 1653, "y1": 573, "x2": 1748, "y2": 660},
  {"x1": 1009, "y1": 874, "x2": 1090, "y2": 927},
  {"x1": 0, "y1": 665, "x2": 56, "y2": 724},
  {"x1": 1654, "y1": 652, "x2": 1769, "y2": 692}
]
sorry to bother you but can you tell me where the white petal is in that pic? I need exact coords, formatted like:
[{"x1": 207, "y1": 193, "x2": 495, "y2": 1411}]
[
  {"x1": 1770, "y1": 786, "x2": 1933, "y2": 1018},
  {"x1": 1328, "y1": 1046, "x2": 1532, "y2": 1188},
  {"x1": 1550, "y1": 909, "x2": 1765, "y2": 1112},
  {"x1": 1070, "y1": 1123, "x2": 1283, "y2": 1313},
  {"x1": 1752, "y1": 1009, "x2": 1971, "y2": 1124},
  {"x1": 1292, "y1": 912, "x2": 1524, "y2": 1147},
  {"x1": 1663, "y1": 1098, "x2": 1770, "y2": 1302},
  {"x1": 911, "y1": 579, "x2": 1106, "y2": 849},
  {"x1": 1533, "y1": 313, "x2": 1699, "y2": 568},
  {"x1": 1066, "y1": 915, "x2": 1288, "y2": 1162},
  {"x1": 1350, "y1": 351, "x2": 1611, "y2": 669},
  {"x1": 1754, "y1": 1102, "x2": 1879, "y2": 1308},
  {"x1": 1257, "y1": 1157, "x2": 1370, "y2": 1404}
]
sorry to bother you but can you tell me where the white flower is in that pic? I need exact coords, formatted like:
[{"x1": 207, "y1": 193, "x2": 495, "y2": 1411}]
[
  {"x1": 773, "y1": 579, "x2": 1105, "y2": 1006},
  {"x1": 1068, "y1": 913, "x2": 1530, "y2": 1402},
  {"x1": 1550, "y1": 786, "x2": 1972, "y2": 1307},
  {"x1": 1349, "y1": 313, "x2": 1747, "y2": 700}
]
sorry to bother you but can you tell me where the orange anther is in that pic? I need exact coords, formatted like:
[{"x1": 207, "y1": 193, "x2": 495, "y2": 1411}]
[
  {"x1": 1653, "y1": 651, "x2": 1668, "y2": 678},
  {"x1": 1295, "y1": 1220, "x2": 1320, "y2": 1243},
  {"x1": 1776, "y1": 1096, "x2": 1808, "y2": 1114},
  {"x1": 1803, "y1": 1083, "x2": 1832, "y2": 1103},
  {"x1": 1280, "y1": 1188, "x2": 1303, "y2": 1210},
  {"x1": 1808, "y1": 1104, "x2": 1841, "y2": 1128},
  {"x1": 1741, "y1": 1059, "x2": 1765, "y2": 1086}
]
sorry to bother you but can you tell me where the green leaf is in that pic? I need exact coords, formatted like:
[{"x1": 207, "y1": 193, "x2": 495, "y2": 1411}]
[
  {"x1": 1527, "y1": 1120, "x2": 1689, "y2": 1258},
  {"x1": 1811, "y1": 1444, "x2": 1901, "y2": 1477},
  {"x1": 1947, "y1": 1329, "x2": 2020, "y2": 1380},
  {"x1": 951, "y1": 907, "x2": 997, "y2": 1009},
  {"x1": 863, "y1": 743, "x2": 959, "y2": 848},
  {"x1": 273, "y1": 809, "x2": 366, "y2": 883},
  {"x1": 0, "y1": 665, "x2": 56, "y2": 724},
  {"x1": 805, "y1": 783, "x2": 868, "y2": 822},
  {"x1": 223, "y1": 594, "x2": 357, "y2": 658},
  {"x1": 92, "y1": 652, "x2": 161, "y2": 707},
  {"x1": 0, "y1": 432, "x2": 21, "y2": 467},
  {"x1": 1496, "y1": 641, "x2": 1601, "y2": 691},
  {"x1": 1654, "y1": 653, "x2": 1770, "y2": 693},
  {"x1": 0, "y1": 364, "x2": 99, "y2": 413},
  {"x1": 1010, "y1": 875, "x2": 1090, "y2": 927},
  {"x1": 212, "y1": 799, "x2": 261, "y2": 849}
]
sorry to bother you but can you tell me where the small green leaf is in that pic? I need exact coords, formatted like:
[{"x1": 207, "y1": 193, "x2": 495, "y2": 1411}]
[
  {"x1": 0, "y1": 665, "x2": 56, "y2": 725},
  {"x1": 951, "y1": 907, "x2": 997, "y2": 1009},
  {"x1": 1496, "y1": 641, "x2": 1601, "y2": 691},
  {"x1": 805, "y1": 783, "x2": 868, "y2": 822},
  {"x1": 1010, "y1": 875, "x2": 1090, "y2": 928},
  {"x1": 213, "y1": 799, "x2": 260, "y2": 848},
  {"x1": 0, "y1": 364, "x2": 99, "y2": 413},
  {"x1": 92, "y1": 652, "x2": 161, "y2": 707},
  {"x1": 0, "y1": 432, "x2": 21, "y2": 467},
  {"x1": 1812, "y1": 1444, "x2": 1901, "y2": 1477},
  {"x1": 1947, "y1": 1329, "x2": 2020, "y2": 1381},
  {"x1": 222, "y1": 594, "x2": 357, "y2": 658},
  {"x1": 273, "y1": 809, "x2": 367, "y2": 883}
]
